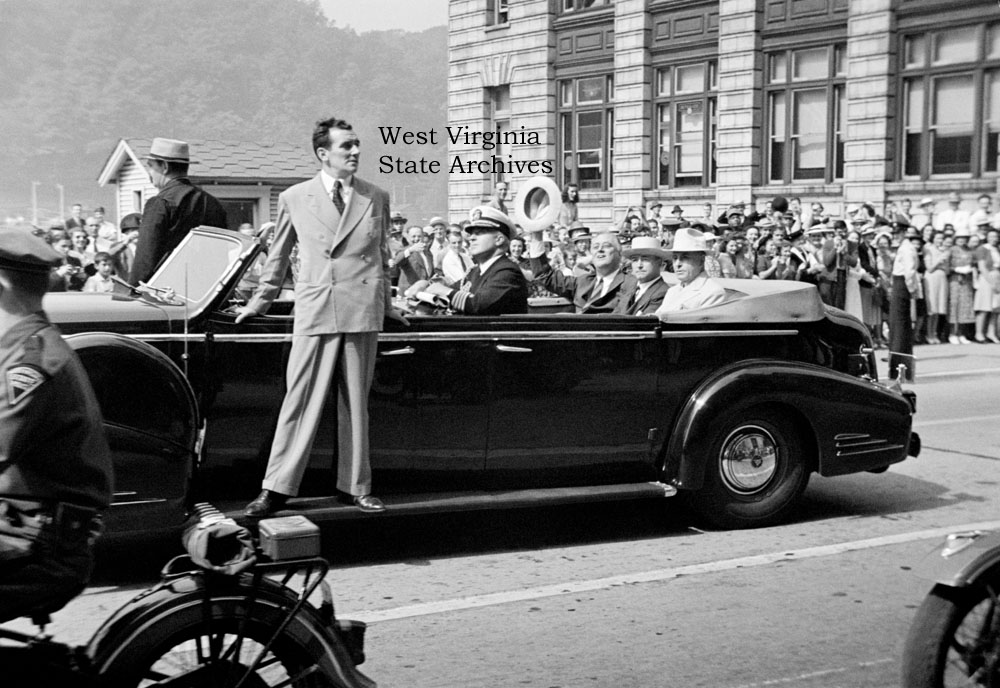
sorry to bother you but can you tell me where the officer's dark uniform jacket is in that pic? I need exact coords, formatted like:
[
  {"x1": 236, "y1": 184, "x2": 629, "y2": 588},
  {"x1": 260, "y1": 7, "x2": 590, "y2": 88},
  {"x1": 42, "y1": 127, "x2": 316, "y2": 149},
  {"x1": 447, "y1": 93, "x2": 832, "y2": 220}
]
[
  {"x1": 0, "y1": 313, "x2": 111, "y2": 509},
  {"x1": 446, "y1": 255, "x2": 528, "y2": 316},
  {"x1": 0, "y1": 312, "x2": 112, "y2": 622},
  {"x1": 130, "y1": 177, "x2": 228, "y2": 285}
]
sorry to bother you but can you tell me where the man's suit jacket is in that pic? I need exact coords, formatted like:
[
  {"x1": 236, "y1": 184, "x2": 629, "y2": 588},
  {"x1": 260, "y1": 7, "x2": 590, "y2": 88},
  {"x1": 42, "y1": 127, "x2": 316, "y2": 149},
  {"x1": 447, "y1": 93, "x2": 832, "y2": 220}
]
[
  {"x1": 394, "y1": 247, "x2": 436, "y2": 292},
  {"x1": 248, "y1": 173, "x2": 392, "y2": 335},
  {"x1": 130, "y1": 177, "x2": 228, "y2": 285},
  {"x1": 655, "y1": 274, "x2": 727, "y2": 315},
  {"x1": 616, "y1": 276, "x2": 671, "y2": 315},
  {"x1": 529, "y1": 254, "x2": 636, "y2": 314},
  {"x1": 448, "y1": 255, "x2": 528, "y2": 315}
]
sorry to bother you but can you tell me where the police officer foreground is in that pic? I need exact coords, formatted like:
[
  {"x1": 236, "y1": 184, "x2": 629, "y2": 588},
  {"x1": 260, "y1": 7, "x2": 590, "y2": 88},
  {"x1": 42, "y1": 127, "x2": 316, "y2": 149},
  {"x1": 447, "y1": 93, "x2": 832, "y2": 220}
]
[{"x1": 0, "y1": 229, "x2": 112, "y2": 624}]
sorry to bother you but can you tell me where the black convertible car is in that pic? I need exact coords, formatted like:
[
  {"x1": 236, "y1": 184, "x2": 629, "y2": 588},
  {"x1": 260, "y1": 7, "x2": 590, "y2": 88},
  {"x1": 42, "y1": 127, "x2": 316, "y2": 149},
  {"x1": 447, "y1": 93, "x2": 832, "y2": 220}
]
[{"x1": 45, "y1": 227, "x2": 919, "y2": 534}]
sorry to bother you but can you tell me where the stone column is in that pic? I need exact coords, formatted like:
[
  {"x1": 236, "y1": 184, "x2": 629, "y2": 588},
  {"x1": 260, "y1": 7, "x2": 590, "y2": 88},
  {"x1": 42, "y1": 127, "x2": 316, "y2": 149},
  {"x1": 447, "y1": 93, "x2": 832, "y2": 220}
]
[
  {"x1": 446, "y1": 0, "x2": 555, "y2": 221},
  {"x1": 842, "y1": 0, "x2": 894, "y2": 206},
  {"x1": 611, "y1": 0, "x2": 652, "y2": 224},
  {"x1": 714, "y1": 0, "x2": 764, "y2": 208}
]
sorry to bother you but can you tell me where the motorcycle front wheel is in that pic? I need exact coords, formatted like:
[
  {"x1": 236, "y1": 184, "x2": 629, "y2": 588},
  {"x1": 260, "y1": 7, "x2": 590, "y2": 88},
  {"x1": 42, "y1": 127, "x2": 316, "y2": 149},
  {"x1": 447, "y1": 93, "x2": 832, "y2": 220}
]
[{"x1": 902, "y1": 581, "x2": 1000, "y2": 688}]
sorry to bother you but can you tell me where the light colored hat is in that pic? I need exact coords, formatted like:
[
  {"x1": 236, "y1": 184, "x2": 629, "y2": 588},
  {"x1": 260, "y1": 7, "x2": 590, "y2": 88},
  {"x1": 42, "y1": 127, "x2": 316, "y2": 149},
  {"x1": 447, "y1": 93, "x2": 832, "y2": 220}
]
[
  {"x1": 754, "y1": 217, "x2": 776, "y2": 230},
  {"x1": 669, "y1": 227, "x2": 711, "y2": 253},
  {"x1": 145, "y1": 137, "x2": 192, "y2": 163},
  {"x1": 622, "y1": 236, "x2": 670, "y2": 260},
  {"x1": 806, "y1": 224, "x2": 834, "y2": 235},
  {"x1": 428, "y1": 216, "x2": 447, "y2": 227},
  {"x1": 919, "y1": 197, "x2": 935, "y2": 207},
  {"x1": 422, "y1": 225, "x2": 436, "y2": 235}
]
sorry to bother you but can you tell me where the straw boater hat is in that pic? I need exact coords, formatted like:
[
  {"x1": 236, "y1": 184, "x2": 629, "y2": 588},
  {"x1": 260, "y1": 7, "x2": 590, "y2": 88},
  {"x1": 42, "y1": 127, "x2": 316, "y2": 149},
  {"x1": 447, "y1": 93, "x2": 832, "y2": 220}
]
[
  {"x1": 806, "y1": 224, "x2": 834, "y2": 236},
  {"x1": 622, "y1": 236, "x2": 670, "y2": 260},
  {"x1": 145, "y1": 137, "x2": 193, "y2": 163},
  {"x1": 669, "y1": 227, "x2": 711, "y2": 253},
  {"x1": 428, "y1": 216, "x2": 447, "y2": 228},
  {"x1": 567, "y1": 220, "x2": 591, "y2": 242}
]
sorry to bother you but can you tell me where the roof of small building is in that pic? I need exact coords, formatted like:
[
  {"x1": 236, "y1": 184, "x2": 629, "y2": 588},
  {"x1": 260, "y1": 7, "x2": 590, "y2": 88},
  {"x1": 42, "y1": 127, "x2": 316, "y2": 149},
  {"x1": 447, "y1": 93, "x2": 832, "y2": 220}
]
[{"x1": 98, "y1": 137, "x2": 316, "y2": 186}]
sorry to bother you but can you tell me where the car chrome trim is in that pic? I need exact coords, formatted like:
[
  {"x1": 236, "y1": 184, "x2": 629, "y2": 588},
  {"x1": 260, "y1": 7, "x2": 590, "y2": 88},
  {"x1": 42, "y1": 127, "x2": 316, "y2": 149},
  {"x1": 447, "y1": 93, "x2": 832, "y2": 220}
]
[
  {"x1": 111, "y1": 498, "x2": 169, "y2": 506},
  {"x1": 129, "y1": 328, "x2": 798, "y2": 344}
]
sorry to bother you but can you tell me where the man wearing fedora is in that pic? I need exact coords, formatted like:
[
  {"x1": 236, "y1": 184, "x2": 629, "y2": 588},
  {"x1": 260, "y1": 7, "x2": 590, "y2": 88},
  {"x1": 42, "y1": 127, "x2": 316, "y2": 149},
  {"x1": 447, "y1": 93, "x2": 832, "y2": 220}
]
[
  {"x1": 130, "y1": 138, "x2": 227, "y2": 285},
  {"x1": 655, "y1": 227, "x2": 726, "y2": 315},
  {"x1": 410, "y1": 207, "x2": 528, "y2": 316},
  {"x1": 616, "y1": 237, "x2": 673, "y2": 316},
  {"x1": 235, "y1": 117, "x2": 408, "y2": 516}
]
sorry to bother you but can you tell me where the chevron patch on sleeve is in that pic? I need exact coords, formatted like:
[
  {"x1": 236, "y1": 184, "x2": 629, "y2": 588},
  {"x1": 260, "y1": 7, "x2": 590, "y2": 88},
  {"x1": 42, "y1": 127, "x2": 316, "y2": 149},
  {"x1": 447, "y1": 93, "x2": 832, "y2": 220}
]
[{"x1": 6, "y1": 366, "x2": 45, "y2": 406}]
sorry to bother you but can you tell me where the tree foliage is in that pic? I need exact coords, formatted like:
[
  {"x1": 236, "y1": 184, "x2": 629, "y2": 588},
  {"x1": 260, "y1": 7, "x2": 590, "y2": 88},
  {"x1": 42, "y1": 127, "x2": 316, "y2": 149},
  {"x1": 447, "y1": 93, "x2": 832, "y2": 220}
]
[{"x1": 0, "y1": 0, "x2": 447, "y2": 219}]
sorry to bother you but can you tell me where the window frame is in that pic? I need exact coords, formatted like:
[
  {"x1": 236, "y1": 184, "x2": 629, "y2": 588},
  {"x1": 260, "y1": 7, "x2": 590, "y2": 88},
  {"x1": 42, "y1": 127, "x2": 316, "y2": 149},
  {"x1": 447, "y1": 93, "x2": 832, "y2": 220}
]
[
  {"x1": 654, "y1": 60, "x2": 719, "y2": 189},
  {"x1": 764, "y1": 44, "x2": 846, "y2": 185},
  {"x1": 561, "y1": 0, "x2": 613, "y2": 14},
  {"x1": 899, "y1": 23, "x2": 1000, "y2": 180},
  {"x1": 486, "y1": 0, "x2": 509, "y2": 27},
  {"x1": 557, "y1": 74, "x2": 615, "y2": 191}
]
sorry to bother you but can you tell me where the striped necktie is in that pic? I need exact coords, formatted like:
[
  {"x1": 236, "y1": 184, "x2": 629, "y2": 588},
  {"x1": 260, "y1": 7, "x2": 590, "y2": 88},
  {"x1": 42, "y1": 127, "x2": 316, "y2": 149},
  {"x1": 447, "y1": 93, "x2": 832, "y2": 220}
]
[{"x1": 331, "y1": 180, "x2": 345, "y2": 214}]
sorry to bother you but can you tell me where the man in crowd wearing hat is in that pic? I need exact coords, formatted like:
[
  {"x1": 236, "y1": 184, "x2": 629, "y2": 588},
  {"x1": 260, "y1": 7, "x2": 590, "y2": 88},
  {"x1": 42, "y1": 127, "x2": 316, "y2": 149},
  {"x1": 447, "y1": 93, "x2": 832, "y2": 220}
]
[
  {"x1": 426, "y1": 216, "x2": 449, "y2": 262},
  {"x1": 646, "y1": 201, "x2": 662, "y2": 225},
  {"x1": 616, "y1": 237, "x2": 672, "y2": 315},
  {"x1": 528, "y1": 229, "x2": 636, "y2": 314},
  {"x1": 804, "y1": 224, "x2": 840, "y2": 305},
  {"x1": 0, "y1": 228, "x2": 112, "y2": 624},
  {"x1": 909, "y1": 197, "x2": 936, "y2": 231},
  {"x1": 235, "y1": 116, "x2": 408, "y2": 516},
  {"x1": 935, "y1": 191, "x2": 970, "y2": 233},
  {"x1": 386, "y1": 211, "x2": 408, "y2": 286},
  {"x1": 655, "y1": 227, "x2": 727, "y2": 314},
  {"x1": 566, "y1": 221, "x2": 594, "y2": 276},
  {"x1": 487, "y1": 181, "x2": 509, "y2": 215},
  {"x1": 409, "y1": 207, "x2": 527, "y2": 315},
  {"x1": 130, "y1": 137, "x2": 227, "y2": 285},
  {"x1": 108, "y1": 212, "x2": 143, "y2": 279}
]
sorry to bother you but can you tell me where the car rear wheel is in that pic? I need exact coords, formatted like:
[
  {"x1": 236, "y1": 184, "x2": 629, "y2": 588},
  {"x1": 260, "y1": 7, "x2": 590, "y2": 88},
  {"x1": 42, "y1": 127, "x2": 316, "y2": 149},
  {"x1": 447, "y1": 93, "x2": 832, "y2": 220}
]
[{"x1": 687, "y1": 407, "x2": 810, "y2": 529}]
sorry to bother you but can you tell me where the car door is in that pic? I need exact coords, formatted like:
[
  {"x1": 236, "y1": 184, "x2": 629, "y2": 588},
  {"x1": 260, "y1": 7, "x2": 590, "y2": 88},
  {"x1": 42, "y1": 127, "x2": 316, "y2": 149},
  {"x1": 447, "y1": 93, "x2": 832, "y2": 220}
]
[
  {"x1": 369, "y1": 316, "x2": 491, "y2": 491},
  {"x1": 485, "y1": 315, "x2": 662, "y2": 488}
]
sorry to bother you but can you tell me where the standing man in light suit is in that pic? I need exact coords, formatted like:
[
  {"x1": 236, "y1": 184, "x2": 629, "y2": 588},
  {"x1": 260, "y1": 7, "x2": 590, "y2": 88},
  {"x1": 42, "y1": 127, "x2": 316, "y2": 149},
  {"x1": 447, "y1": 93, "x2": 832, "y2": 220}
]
[{"x1": 236, "y1": 117, "x2": 408, "y2": 516}]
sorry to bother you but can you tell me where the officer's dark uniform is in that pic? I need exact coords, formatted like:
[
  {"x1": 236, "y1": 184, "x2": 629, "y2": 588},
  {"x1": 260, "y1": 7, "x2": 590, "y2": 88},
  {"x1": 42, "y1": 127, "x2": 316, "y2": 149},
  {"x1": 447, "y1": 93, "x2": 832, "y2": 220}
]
[{"x1": 0, "y1": 230, "x2": 112, "y2": 624}]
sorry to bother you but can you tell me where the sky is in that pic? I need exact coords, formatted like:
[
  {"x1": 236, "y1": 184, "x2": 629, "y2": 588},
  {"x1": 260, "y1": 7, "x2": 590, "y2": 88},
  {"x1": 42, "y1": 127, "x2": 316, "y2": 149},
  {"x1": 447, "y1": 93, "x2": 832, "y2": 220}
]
[{"x1": 318, "y1": 0, "x2": 448, "y2": 32}]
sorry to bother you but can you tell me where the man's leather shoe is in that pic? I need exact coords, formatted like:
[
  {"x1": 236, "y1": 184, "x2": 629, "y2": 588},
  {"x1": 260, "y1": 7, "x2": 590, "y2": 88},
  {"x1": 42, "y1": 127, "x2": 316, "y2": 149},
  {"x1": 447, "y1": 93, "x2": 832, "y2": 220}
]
[
  {"x1": 353, "y1": 495, "x2": 385, "y2": 513},
  {"x1": 244, "y1": 490, "x2": 288, "y2": 517}
]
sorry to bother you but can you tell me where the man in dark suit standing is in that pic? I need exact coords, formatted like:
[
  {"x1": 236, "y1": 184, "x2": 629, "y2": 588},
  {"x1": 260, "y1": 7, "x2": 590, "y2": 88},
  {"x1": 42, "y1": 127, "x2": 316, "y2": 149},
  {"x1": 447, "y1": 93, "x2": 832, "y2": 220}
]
[
  {"x1": 129, "y1": 138, "x2": 228, "y2": 285},
  {"x1": 616, "y1": 237, "x2": 672, "y2": 315},
  {"x1": 236, "y1": 117, "x2": 408, "y2": 516},
  {"x1": 410, "y1": 207, "x2": 527, "y2": 315},
  {"x1": 528, "y1": 230, "x2": 636, "y2": 314}
]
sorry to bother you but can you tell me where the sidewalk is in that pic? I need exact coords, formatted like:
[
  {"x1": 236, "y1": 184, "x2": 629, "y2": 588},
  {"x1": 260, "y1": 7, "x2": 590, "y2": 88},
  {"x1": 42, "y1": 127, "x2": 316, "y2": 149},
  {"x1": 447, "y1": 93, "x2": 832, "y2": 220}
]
[{"x1": 875, "y1": 340, "x2": 1000, "y2": 380}]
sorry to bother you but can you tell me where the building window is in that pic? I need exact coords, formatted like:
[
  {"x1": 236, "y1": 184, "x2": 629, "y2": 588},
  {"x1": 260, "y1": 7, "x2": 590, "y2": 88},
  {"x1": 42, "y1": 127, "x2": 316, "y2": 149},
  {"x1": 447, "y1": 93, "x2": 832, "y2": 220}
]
[
  {"x1": 486, "y1": 0, "x2": 509, "y2": 26},
  {"x1": 558, "y1": 75, "x2": 614, "y2": 190},
  {"x1": 901, "y1": 24, "x2": 1000, "y2": 178},
  {"x1": 489, "y1": 85, "x2": 511, "y2": 183},
  {"x1": 765, "y1": 45, "x2": 845, "y2": 184},
  {"x1": 561, "y1": 0, "x2": 613, "y2": 12},
  {"x1": 655, "y1": 61, "x2": 718, "y2": 188}
]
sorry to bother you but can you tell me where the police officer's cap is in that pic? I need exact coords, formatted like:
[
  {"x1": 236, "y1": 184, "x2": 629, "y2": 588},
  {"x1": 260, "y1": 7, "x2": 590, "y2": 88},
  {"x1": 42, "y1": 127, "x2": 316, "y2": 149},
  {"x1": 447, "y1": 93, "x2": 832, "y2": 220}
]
[
  {"x1": 0, "y1": 229, "x2": 61, "y2": 274},
  {"x1": 467, "y1": 206, "x2": 515, "y2": 239}
]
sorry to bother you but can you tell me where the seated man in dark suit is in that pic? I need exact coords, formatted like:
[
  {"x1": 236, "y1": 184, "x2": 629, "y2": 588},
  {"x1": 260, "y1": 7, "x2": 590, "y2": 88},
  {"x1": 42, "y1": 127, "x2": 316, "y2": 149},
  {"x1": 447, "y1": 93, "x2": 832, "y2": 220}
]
[
  {"x1": 616, "y1": 236, "x2": 672, "y2": 315},
  {"x1": 527, "y1": 230, "x2": 636, "y2": 314},
  {"x1": 408, "y1": 207, "x2": 527, "y2": 316}
]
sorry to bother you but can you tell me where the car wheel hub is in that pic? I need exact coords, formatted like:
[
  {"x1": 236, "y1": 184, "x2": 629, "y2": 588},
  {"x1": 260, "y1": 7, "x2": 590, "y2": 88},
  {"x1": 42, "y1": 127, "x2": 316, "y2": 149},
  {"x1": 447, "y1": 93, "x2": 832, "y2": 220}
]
[{"x1": 719, "y1": 425, "x2": 778, "y2": 494}]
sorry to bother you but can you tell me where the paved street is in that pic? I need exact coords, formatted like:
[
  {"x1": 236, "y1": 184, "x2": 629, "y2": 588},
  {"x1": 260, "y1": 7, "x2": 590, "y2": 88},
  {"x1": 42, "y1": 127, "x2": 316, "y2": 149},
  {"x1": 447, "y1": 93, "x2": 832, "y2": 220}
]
[{"x1": 10, "y1": 342, "x2": 1000, "y2": 687}]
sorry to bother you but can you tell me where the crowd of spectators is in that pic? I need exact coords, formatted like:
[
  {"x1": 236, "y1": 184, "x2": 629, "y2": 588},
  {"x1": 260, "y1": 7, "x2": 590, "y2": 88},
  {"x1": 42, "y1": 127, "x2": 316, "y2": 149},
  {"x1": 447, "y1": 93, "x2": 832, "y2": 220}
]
[{"x1": 387, "y1": 190, "x2": 1000, "y2": 347}]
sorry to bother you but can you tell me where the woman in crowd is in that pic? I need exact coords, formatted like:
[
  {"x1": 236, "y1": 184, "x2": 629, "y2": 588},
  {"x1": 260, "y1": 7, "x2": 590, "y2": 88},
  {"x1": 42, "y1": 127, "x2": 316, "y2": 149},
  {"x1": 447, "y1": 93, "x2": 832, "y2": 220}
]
[
  {"x1": 857, "y1": 228, "x2": 881, "y2": 341},
  {"x1": 947, "y1": 230, "x2": 976, "y2": 344},
  {"x1": 874, "y1": 231, "x2": 895, "y2": 348},
  {"x1": 922, "y1": 230, "x2": 950, "y2": 344},
  {"x1": 973, "y1": 228, "x2": 1000, "y2": 343},
  {"x1": 843, "y1": 230, "x2": 869, "y2": 322},
  {"x1": 908, "y1": 230, "x2": 928, "y2": 344}
]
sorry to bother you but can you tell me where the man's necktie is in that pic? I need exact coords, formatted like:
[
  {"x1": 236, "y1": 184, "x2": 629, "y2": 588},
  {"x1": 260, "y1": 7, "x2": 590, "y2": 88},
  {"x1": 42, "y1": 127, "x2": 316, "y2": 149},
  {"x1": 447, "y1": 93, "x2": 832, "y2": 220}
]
[{"x1": 331, "y1": 180, "x2": 345, "y2": 215}]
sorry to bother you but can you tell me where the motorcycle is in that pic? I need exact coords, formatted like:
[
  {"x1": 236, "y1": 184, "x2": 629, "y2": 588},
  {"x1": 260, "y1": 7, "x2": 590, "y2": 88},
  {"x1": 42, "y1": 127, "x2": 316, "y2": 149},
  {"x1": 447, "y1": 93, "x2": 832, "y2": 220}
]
[
  {"x1": 0, "y1": 505, "x2": 375, "y2": 687},
  {"x1": 902, "y1": 528, "x2": 1000, "y2": 687}
]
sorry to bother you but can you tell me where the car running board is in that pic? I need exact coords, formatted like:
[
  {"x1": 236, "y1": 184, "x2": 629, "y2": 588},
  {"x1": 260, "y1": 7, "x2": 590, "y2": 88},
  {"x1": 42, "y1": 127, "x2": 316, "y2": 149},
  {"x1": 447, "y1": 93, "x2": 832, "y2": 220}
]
[{"x1": 226, "y1": 482, "x2": 677, "y2": 525}]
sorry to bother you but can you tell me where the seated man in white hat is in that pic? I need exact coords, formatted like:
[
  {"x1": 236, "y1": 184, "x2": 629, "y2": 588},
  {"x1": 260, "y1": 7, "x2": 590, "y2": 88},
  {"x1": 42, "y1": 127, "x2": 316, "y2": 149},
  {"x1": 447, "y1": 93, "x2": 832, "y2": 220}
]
[
  {"x1": 655, "y1": 227, "x2": 727, "y2": 315},
  {"x1": 616, "y1": 236, "x2": 673, "y2": 316}
]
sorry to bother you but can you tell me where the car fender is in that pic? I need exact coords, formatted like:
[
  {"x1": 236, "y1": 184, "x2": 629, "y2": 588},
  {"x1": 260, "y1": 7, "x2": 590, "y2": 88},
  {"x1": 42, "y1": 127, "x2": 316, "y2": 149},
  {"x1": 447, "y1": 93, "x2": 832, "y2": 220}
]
[
  {"x1": 66, "y1": 332, "x2": 200, "y2": 534},
  {"x1": 663, "y1": 359, "x2": 914, "y2": 490}
]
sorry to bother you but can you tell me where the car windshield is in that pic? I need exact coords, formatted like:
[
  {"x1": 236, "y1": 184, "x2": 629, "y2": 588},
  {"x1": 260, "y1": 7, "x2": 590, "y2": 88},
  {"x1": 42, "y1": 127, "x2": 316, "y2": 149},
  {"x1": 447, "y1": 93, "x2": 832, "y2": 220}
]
[{"x1": 147, "y1": 228, "x2": 252, "y2": 315}]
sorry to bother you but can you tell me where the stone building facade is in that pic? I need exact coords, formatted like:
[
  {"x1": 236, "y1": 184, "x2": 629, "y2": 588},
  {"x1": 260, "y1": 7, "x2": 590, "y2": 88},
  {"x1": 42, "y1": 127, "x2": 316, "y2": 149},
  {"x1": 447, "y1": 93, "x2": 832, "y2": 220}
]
[{"x1": 448, "y1": 0, "x2": 1000, "y2": 227}]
